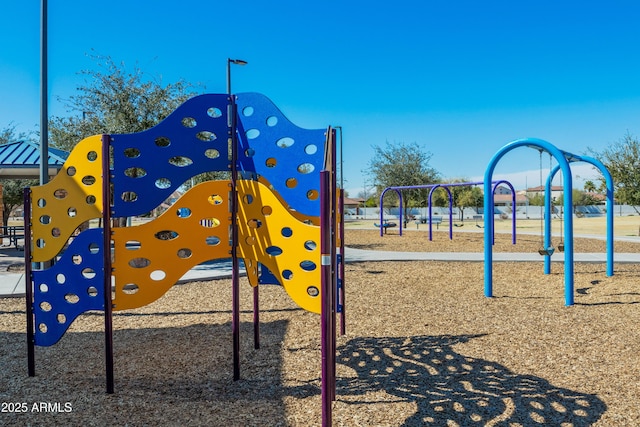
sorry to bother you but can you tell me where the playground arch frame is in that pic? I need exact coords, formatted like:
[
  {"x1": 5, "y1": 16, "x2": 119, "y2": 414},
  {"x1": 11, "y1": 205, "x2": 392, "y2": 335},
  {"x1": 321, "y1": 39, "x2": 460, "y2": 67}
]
[
  {"x1": 483, "y1": 137, "x2": 614, "y2": 306},
  {"x1": 379, "y1": 181, "x2": 517, "y2": 243}
]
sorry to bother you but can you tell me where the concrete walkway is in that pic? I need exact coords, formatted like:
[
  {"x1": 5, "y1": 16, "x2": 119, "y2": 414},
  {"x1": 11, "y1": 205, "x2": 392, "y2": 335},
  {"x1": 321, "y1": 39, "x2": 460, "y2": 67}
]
[{"x1": 1, "y1": 244, "x2": 638, "y2": 298}]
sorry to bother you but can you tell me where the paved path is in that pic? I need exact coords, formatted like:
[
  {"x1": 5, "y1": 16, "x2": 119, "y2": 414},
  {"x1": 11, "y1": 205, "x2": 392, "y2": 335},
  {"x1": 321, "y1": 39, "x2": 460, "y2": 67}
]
[{"x1": 1, "y1": 244, "x2": 638, "y2": 298}]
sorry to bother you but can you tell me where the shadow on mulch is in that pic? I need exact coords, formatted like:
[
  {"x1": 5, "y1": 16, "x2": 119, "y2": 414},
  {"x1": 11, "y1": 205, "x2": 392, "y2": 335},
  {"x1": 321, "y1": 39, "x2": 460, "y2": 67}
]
[
  {"x1": 0, "y1": 320, "x2": 300, "y2": 426},
  {"x1": 337, "y1": 334, "x2": 607, "y2": 426}
]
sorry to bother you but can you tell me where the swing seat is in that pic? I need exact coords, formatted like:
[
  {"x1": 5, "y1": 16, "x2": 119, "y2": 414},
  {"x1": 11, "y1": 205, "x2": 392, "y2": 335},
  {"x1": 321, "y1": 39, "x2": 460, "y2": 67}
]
[
  {"x1": 538, "y1": 246, "x2": 555, "y2": 256},
  {"x1": 558, "y1": 243, "x2": 564, "y2": 252}
]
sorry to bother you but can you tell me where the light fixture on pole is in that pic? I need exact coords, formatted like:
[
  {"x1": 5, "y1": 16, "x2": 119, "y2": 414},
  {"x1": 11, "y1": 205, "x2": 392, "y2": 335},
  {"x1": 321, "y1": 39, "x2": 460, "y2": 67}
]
[{"x1": 227, "y1": 58, "x2": 248, "y2": 95}]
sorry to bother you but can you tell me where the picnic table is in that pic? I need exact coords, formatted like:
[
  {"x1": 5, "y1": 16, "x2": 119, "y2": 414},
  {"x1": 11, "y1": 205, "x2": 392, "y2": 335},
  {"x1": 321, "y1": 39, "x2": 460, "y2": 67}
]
[{"x1": 1, "y1": 225, "x2": 25, "y2": 250}]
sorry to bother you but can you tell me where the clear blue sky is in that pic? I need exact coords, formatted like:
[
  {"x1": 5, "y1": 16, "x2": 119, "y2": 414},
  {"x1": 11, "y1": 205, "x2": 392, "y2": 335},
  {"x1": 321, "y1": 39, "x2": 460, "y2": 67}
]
[{"x1": 2, "y1": 1, "x2": 640, "y2": 195}]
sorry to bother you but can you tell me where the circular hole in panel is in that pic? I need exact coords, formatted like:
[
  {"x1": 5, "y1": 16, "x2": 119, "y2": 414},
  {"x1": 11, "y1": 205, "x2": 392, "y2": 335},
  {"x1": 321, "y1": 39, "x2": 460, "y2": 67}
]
[
  {"x1": 205, "y1": 148, "x2": 220, "y2": 159},
  {"x1": 169, "y1": 156, "x2": 193, "y2": 167},
  {"x1": 87, "y1": 286, "x2": 98, "y2": 297},
  {"x1": 247, "y1": 219, "x2": 262, "y2": 229},
  {"x1": 128, "y1": 257, "x2": 151, "y2": 268},
  {"x1": 122, "y1": 284, "x2": 139, "y2": 295},
  {"x1": 82, "y1": 175, "x2": 96, "y2": 185},
  {"x1": 150, "y1": 270, "x2": 166, "y2": 281},
  {"x1": 51, "y1": 228, "x2": 61, "y2": 237},
  {"x1": 177, "y1": 248, "x2": 192, "y2": 259},
  {"x1": 67, "y1": 166, "x2": 77, "y2": 176},
  {"x1": 57, "y1": 313, "x2": 67, "y2": 324},
  {"x1": 265, "y1": 246, "x2": 283, "y2": 256},
  {"x1": 305, "y1": 144, "x2": 318, "y2": 155},
  {"x1": 54, "y1": 189, "x2": 68, "y2": 199},
  {"x1": 72, "y1": 254, "x2": 82, "y2": 265},
  {"x1": 297, "y1": 163, "x2": 315, "y2": 174},
  {"x1": 242, "y1": 106, "x2": 254, "y2": 117},
  {"x1": 285, "y1": 178, "x2": 298, "y2": 188},
  {"x1": 154, "y1": 230, "x2": 179, "y2": 240},
  {"x1": 124, "y1": 148, "x2": 140, "y2": 158},
  {"x1": 81, "y1": 268, "x2": 96, "y2": 279},
  {"x1": 265, "y1": 158, "x2": 277, "y2": 168},
  {"x1": 181, "y1": 117, "x2": 197, "y2": 128},
  {"x1": 307, "y1": 286, "x2": 319, "y2": 297},
  {"x1": 266, "y1": 116, "x2": 278, "y2": 126},
  {"x1": 155, "y1": 178, "x2": 171, "y2": 189},
  {"x1": 86, "y1": 195, "x2": 96, "y2": 205},
  {"x1": 196, "y1": 131, "x2": 217, "y2": 142},
  {"x1": 207, "y1": 107, "x2": 222, "y2": 118},
  {"x1": 300, "y1": 260, "x2": 317, "y2": 271},
  {"x1": 205, "y1": 236, "x2": 221, "y2": 246},
  {"x1": 261, "y1": 206, "x2": 272, "y2": 216},
  {"x1": 155, "y1": 136, "x2": 171, "y2": 147},
  {"x1": 124, "y1": 167, "x2": 147, "y2": 178},
  {"x1": 281, "y1": 227, "x2": 293, "y2": 238},
  {"x1": 88, "y1": 242, "x2": 100, "y2": 254},
  {"x1": 276, "y1": 137, "x2": 294, "y2": 148},
  {"x1": 176, "y1": 207, "x2": 191, "y2": 218},
  {"x1": 36, "y1": 238, "x2": 45, "y2": 248},
  {"x1": 246, "y1": 129, "x2": 260, "y2": 139},
  {"x1": 282, "y1": 270, "x2": 293, "y2": 280},
  {"x1": 64, "y1": 293, "x2": 80, "y2": 304},
  {"x1": 39, "y1": 215, "x2": 51, "y2": 225},
  {"x1": 244, "y1": 148, "x2": 255, "y2": 157},
  {"x1": 243, "y1": 194, "x2": 253, "y2": 204},
  {"x1": 199, "y1": 218, "x2": 220, "y2": 228},
  {"x1": 125, "y1": 240, "x2": 141, "y2": 250},
  {"x1": 39, "y1": 323, "x2": 48, "y2": 333},
  {"x1": 245, "y1": 236, "x2": 256, "y2": 245},
  {"x1": 56, "y1": 273, "x2": 65, "y2": 284},
  {"x1": 39, "y1": 301, "x2": 52, "y2": 312},
  {"x1": 121, "y1": 192, "x2": 138, "y2": 202},
  {"x1": 37, "y1": 198, "x2": 46, "y2": 208},
  {"x1": 87, "y1": 151, "x2": 98, "y2": 161},
  {"x1": 307, "y1": 189, "x2": 319, "y2": 200},
  {"x1": 304, "y1": 240, "x2": 317, "y2": 251},
  {"x1": 39, "y1": 283, "x2": 48, "y2": 293},
  {"x1": 67, "y1": 207, "x2": 77, "y2": 217},
  {"x1": 207, "y1": 194, "x2": 223, "y2": 205}
]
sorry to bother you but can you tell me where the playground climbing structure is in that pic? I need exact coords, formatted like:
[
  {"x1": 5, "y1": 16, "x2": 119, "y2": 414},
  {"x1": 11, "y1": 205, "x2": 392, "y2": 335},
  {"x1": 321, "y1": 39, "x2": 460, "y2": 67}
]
[{"x1": 24, "y1": 93, "x2": 343, "y2": 425}]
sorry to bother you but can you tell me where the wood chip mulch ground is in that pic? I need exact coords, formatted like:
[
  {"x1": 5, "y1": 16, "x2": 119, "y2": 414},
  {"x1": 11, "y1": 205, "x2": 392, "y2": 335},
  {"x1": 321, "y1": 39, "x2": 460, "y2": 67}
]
[{"x1": 1, "y1": 229, "x2": 639, "y2": 426}]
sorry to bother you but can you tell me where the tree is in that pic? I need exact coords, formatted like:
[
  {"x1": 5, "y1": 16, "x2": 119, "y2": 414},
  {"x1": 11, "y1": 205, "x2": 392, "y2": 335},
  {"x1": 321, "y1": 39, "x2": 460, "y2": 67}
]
[
  {"x1": 0, "y1": 124, "x2": 38, "y2": 226},
  {"x1": 1, "y1": 179, "x2": 36, "y2": 225},
  {"x1": 556, "y1": 189, "x2": 600, "y2": 213},
  {"x1": 49, "y1": 53, "x2": 198, "y2": 152},
  {"x1": 367, "y1": 141, "x2": 440, "y2": 218},
  {"x1": 431, "y1": 179, "x2": 484, "y2": 221},
  {"x1": 583, "y1": 180, "x2": 596, "y2": 193},
  {"x1": 589, "y1": 133, "x2": 640, "y2": 213},
  {"x1": 528, "y1": 193, "x2": 545, "y2": 206},
  {"x1": 48, "y1": 54, "x2": 211, "y2": 225}
]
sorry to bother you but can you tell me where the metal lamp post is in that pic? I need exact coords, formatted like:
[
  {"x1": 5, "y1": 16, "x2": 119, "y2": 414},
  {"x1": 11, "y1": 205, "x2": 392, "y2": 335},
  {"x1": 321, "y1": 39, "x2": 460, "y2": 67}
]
[{"x1": 227, "y1": 58, "x2": 247, "y2": 381}]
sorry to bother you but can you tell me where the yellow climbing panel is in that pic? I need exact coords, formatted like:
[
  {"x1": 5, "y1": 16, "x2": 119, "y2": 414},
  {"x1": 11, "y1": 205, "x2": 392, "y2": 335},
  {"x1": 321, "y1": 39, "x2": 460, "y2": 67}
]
[
  {"x1": 29, "y1": 135, "x2": 103, "y2": 262},
  {"x1": 237, "y1": 180, "x2": 321, "y2": 314},
  {"x1": 111, "y1": 180, "x2": 232, "y2": 311}
]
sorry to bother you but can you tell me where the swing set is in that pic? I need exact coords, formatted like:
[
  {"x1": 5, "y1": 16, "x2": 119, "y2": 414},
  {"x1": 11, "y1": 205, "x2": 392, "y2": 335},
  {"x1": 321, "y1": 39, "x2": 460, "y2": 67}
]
[
  {"x1": 483, "y1": 138, "x2": 615, "y2": 306},
  {"x1": 378, "y1": 180, "x2": 517, "y2": 244}
]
